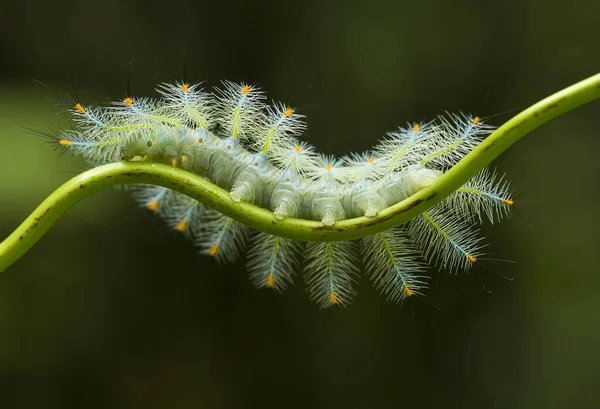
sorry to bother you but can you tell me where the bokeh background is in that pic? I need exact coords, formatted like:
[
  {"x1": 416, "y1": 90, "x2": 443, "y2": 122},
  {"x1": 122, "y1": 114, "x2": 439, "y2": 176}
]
[{"x1": 1, "y1": 0, "x2": 600, "y2": 408}]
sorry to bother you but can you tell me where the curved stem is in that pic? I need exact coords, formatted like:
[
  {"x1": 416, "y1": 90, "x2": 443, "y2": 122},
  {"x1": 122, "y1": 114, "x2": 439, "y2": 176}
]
[{"x1": 2, "y1": 73, "x2": 600, "y2": 272}]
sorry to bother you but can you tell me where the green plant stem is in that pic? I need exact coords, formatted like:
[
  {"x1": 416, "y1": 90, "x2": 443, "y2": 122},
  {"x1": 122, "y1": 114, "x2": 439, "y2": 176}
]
[{"x1": 2, "y1": 73, "x2": 600, "y2": 272}]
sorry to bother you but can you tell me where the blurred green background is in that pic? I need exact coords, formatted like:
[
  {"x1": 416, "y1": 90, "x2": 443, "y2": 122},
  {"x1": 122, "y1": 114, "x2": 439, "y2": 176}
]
[{"x1": 1, "y1": 0, "x2": 600, "y2": 408}]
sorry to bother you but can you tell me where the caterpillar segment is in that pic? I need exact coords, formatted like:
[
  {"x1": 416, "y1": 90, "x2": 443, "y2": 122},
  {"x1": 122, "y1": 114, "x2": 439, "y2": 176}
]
[
  {"x1": 229, "y1": 152, "x2": 273, "y2": 203},
  {"x1": 303, "y1": 154, "x2": 348, "y2": 226},
  {"x1": 342, "y1": 153, "x2": 389, "y2": 218},
  {"x1": 269, "y1": 169, "x2": 303, "y2": 220},
  {"x1": 205, "y1": 137, "x2": 251, "y2": 190},
  {"x1": 49, "y1": 80, "x2": 515, "y2": 307}
]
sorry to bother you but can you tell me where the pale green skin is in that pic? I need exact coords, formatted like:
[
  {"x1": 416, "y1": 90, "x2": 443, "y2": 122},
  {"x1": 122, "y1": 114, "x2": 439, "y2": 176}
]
[{"x1": 1, "y1": 73, "x2": 600, "y2": 272}]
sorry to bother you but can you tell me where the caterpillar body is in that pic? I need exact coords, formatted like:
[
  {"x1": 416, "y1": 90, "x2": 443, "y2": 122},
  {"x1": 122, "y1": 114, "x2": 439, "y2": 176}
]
[{"x1": 43, "y1": 81, "x2": 514, "y2": 308}]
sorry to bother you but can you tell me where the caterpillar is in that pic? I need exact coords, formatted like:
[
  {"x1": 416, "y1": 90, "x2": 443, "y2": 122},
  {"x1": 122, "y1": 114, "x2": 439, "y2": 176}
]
[{"x1": 37, "y1": 80, "x2": 515, "y2": 308}]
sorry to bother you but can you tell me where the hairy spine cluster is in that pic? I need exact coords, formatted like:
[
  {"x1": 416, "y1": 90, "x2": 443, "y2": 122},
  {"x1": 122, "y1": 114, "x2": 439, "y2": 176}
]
[{"x1": 47, "y1": 81, "x2": 514, "y2": 307}]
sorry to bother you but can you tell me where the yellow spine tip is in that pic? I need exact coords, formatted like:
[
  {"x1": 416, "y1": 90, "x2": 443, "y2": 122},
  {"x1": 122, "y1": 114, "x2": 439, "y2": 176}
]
[
  {"x1": 283, "y1": 107, "x2": 294, "y2": 117},
  {"x1": 181, "y1": 155, "x2": 188, "y2": 165},
  {"x1": 413, "y1": 123, "x2": 420, "y2": 132},
  {"x1": 367, "y1": 156, "x2": 375, "y2": 164},
  {"x1": 74, "y1": 103, "x2": 87, "y2": 114},
  {"x1": 466, "y1": 253, "x2": 477, "y2": 263},
  {"x1": 405, "y1": 286, "x2": 413, "y2": 297},
  {"x1": 330, "y1": 291, "x2": 338, "y2": 305},
  {"x1": 472, "y1": 116, "x2": 480, "y2": 125},
  {"x1": 294, "y1": 144, "x2": 302, "y2": 153},
  {"x1": 208, "y1": 244, "x2": 219, "y2": 256},
  {"x1": 58, "y1": 140, "x2": 73, "y2": 146},
  {"x1": 503, "y1": 198, "x2": 514, "y2": 206},
  {"x1": 242, "y1": 84, "x2": 251, "y2": 95},
  {"x1": 147, "y1": 200, "x2": 159, "y2": 212},
  {"x1": 266, "y1": 273, "x2": 275, "y2": 288},
  {"x1": 123, "y1": 97, "x2": 134, "y2": 107},
  {"x1": 180, "y1": 83, "x2": 189, "y2": 93},
  {"x1": 325, "y1": 164, "x2": 332, "y2": 171},
  {"x1": 176, "y1": 220, "x2": 187, "y2": 232}
]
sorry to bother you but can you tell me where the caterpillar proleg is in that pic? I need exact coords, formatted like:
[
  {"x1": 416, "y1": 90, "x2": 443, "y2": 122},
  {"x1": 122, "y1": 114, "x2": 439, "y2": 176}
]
[{"x1": 38, "y1": 80, "x2": 517, "y2": 308}]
